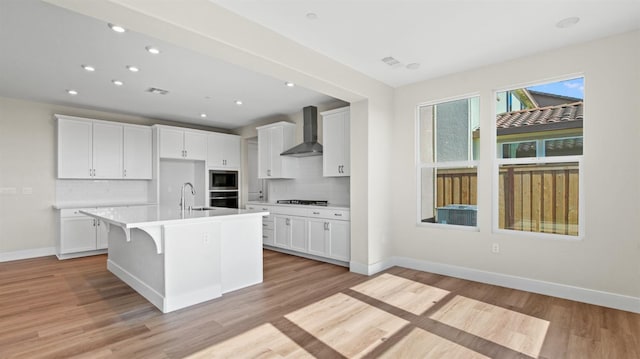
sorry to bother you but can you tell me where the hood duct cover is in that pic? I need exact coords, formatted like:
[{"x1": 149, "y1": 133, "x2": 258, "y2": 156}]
[{"x1": 280, "y1": 106, "x2": 323, "y2": 157}]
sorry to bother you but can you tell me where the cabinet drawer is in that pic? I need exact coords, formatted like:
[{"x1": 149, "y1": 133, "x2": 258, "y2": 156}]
[
  {"x1": 262, "y1": 229, "x2": 274, "y2": 244},
  {"x1": 307, "y1": 208, "x2": 350, "y2": 221},
  {"x1": 272, "y1": 206, "x2": 307, "y2": 217},
  {"x1": 262, "y1": 220, "x2": 274, "y2": 231}
]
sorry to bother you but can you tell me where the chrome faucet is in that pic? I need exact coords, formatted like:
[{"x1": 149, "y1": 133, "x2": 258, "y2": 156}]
[{"x1": 180, "y1": 182, "x2": 195, "y2": 211}]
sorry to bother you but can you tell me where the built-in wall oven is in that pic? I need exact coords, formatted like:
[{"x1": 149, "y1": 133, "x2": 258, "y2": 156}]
[{"x1": 209, "y1": 170, "x2": 239, "y2": 208}]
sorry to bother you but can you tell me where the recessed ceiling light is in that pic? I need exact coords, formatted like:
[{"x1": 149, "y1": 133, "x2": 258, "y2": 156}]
[
  {"x1": 146, "y1": 46, "x2": 160, "y2": 55},
  {"x1": 127, "y1": 65, "x2": 139, "y2": 72},
  {"x1": 112, "y1": 80, "x2": 124, "y2": 86},
  {"x1": 556, "y1": 17, "x2": 580, "y2": 28},
  {"x1": 200, "y1": 113, "x2": 207, "y2": 118},
  {"x1": 285, "y1": 81, "x2": 295, "y2": 87},
  {"x1": 306, "y1": 12, "x2": 318, "y2": 20},
  {"x1": 82, "y1": 65, "x2": 95, "y2": 72},
  {"x1": 406, "y1": 63, "x2": 420, "y2": 70},
  {"x1": 108, "y1": 23, "x2": 126, "y2": 33},
  {"x1": 235, "y1": 100, "x2": 243, "y2": 106},
  {"x1": 67, "y1": 89, "x2": 78, "y2": 95}
]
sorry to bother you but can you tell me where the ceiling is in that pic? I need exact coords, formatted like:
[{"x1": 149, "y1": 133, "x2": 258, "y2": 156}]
[
  {"x1": 212, "y1": 0, "x2": 640, "y2": 87},
  {"x1": 1, "y1": 1, "x2": 638, "y2": 130},
  {"x1": 0, "y1": 0, "x2": 338, "y2": 129}
]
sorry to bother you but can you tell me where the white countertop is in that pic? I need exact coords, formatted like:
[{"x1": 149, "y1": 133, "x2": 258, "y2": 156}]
[
  {"x1": 80, "y1": 205, "x2": 269, "y2": 229},
  {"x1": 246, "y1": 201, "x2": 350, "y2": 211}
]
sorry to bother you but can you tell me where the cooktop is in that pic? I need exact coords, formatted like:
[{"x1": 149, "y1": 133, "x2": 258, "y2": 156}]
[{"x1": 276, "y1": 200, "x2": 328, "y2": 206}]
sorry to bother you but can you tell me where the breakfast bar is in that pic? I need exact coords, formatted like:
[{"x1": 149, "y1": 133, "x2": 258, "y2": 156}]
[{"x1": 80, "y1": 205, "x2": 268, "y2": 313}]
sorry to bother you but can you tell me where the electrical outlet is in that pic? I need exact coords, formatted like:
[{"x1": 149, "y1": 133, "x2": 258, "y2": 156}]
[{"x1": 492, "y1": 243, "x2": 500, "y2": 254}]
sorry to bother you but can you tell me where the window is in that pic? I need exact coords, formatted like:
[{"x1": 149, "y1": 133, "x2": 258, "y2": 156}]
[
  {"x1": 418, "y1": 96, "x2": 479, "y2": 227},
  {"x1": 495, "y1": 77, "x2": 583, "y2": 237}
]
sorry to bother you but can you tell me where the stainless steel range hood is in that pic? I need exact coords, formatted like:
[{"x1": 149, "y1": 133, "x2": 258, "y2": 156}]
[{"x1": 280, "y1": 106, "x2": 323, "y2": 157}]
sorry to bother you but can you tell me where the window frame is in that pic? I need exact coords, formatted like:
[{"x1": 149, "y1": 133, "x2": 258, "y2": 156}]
[
  {"x1": 415, "y1": 93, "x2": 480, "y2": 230},
  {"x1": 492, "y1": 77, "x2": 585, "y2": 240}
]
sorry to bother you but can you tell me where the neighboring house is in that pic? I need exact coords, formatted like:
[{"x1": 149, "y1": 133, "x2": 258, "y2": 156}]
[{"x1": 494, "y1": 100, "x2": 584, "y2": 158}]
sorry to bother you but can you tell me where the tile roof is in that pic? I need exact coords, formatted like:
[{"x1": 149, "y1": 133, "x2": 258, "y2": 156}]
[{"x1": 496, "y1": 101, "x2": 583, "y2": 135}]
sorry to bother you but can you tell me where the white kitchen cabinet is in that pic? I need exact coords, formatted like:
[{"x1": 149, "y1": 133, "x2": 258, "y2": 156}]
[
  {"x1": 57, "y1": 116, "x2": 123, "y2": 179},
  {"x1": 328, "y1": 220, "x2": 350, "y2": 261},
  {"x1": 208, "y1": 132, "x2": 241, "y2": 168},
  {"x1": 92, "y1": 122, "x2": 123, "y2": 179},
  {"x1": 307, "y1": 218, "x2": 329, "y2": 257},
  {"x1": 158, "y1": 126, "x2": 207, "y2": 160},
  {"x1": 123, "y1": 125, "x2": 152, "y2": 179},
  {"x1": 256, "y1": 122, "x2": 296, "y2": 179},
  {"x1": 247, "y1": 204, "x2": 274, "y2": 245},
  {"x1": 274, "y1": 215, "x2": 306, "y2": 251},
  {"x1": 322, "y1": 107, "x2": 350, "y2": 177},
  {"x1": 59, "y1": 208, "x2": 109, "y2": 257}
]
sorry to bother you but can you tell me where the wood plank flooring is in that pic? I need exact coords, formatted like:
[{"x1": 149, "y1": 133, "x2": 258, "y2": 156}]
[{"x1": 0, "y1": 250, "x2": 638, "y2": 358}]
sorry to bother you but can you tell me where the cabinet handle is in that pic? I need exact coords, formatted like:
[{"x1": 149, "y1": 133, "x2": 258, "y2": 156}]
[
  {"x1": 334, "y1": 213, "x2": 342, "y2": 217},
  {"x1": 262, "y1": 208, "x2": 268, "y2": 210},
  {"x1": 123, "y1": 169, "x2": 127, "y2": 177},
  {"x1": 313, "y1": 211, "x2": 320, "y2": 215},
  {"x1": 324, "y1": 222, "x2": 329, "y2": 230},
  {"x1": 286, "y1": 218, "x2": 290, "y2": 225},
  {"x1": 184, "y1": 150, "x2": 188, "y2": 158},
  {"x1": 92, "y1": 219, "x2": 96, "y2": 227},
  {"x1": 262, "y1": 235, "x2": 267, "y2": 239},
  {"x1": 267, "y1": 169, "x2": 271, "y2": 176},
  {"x1": 263, "y1": 223, "x2": 267, "y2": 227}
]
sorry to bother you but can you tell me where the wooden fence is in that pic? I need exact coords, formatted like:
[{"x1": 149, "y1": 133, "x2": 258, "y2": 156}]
[{"x1": 436, "y1": 164, "x2": 579, "y2": 235}]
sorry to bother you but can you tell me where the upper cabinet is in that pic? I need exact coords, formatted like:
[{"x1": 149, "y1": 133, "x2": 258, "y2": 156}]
[
  {"x1": 123, "y1": 125, "x2": 152, "y2": 179},
  {"x1": 256, "y1": 122, "x2": 296, "y2": 179},
  {"x1": 322, "y1": 107, "x2": 350, "y2": 177},
  {"x1": 208, "y1": 132, "x2": 241, "y2": 169},
  {"x1": 57, "y1": 115, "x2": 152, "y2": 179},
  {"x1": 158, "y1": 126, "x2": 207, "y2": 160}
]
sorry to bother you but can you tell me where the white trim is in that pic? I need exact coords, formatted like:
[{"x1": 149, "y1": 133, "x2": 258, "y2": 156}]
[
  {"x1": 349, "y1": 258, "x2": 395, "y2": 276},
  {"x1": 56, "y1": 249, "x2": 107, "y2": 260},
  {"x1": 107, "y1": 259, "x2": 164, "y2": 312},
  {"x1": 372, "y1": 256, "x2": 640, "y2": 314},
  {"x1": 0, "y1": 247, "x2": 56, "y2": 262}
]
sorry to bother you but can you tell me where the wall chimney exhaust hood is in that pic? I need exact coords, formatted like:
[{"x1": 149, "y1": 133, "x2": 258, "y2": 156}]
[{"x1": 280, "y1": 106, "x2": 323, "y2": 157}]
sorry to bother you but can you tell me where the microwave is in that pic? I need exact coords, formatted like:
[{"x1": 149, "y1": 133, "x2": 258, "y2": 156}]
[{"x1": 209, "y1": 170, "x2": 238, "y2": 190}]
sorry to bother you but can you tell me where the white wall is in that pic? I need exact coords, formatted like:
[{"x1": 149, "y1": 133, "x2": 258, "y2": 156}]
[
  {"x1": 391, "y1": 31, "x2": 640, "y2": 303},
  {"x1": 0, "y1": 96, "x2": 224, "y2": 258}
]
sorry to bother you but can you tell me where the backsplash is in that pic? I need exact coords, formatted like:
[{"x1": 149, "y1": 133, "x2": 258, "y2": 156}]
[
  {"x1": 267, "y1": 156, "x2": 350, "y2": 206},
  {"x1": 55, "y1": 180, "x2": 150, "y2": 207}
]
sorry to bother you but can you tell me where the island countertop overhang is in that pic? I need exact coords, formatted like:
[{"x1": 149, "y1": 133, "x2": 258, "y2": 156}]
[{"x1": 80, "y1": 205, "x2": 269, "y2": 229}]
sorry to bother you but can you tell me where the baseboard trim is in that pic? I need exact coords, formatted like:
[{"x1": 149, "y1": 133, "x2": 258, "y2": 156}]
[
  {"x1": 0, "y1": 247, "x2": 56, "y2": 262},
  {"x1": 352, "y1": 255, "x2": 640, "y2": 314}
]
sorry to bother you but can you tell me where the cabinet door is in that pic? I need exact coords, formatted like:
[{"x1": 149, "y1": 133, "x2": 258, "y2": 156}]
[
  {"x1": 159, "y1": 127, "x2": 185, "y2": 159},
  {"x1": 60, "y1": 217, "x2": 97, "y2": 254},
  {"x1": 328, "y1": 220, "x2": 350, "y2": 261},
  {"x1": 274, "y1": 215, "x2": 290, "y2": 248},
  {"x1": 92, "y1": 122, "x2": 123, "y2": 179},
  {"x1": 289, "y1": 217, "x2": 307, "y2": 252},
  {"x1": 123, "y1": 126, "x2": 152, "y2": 179},
  {"x1": 257, "y1": 128, "x2": 271, "y2": 178},
  {"x1": 223, "y1": 135, "x2": 241, "y2": 168},
  {"x1": 323, "y1": 109, "x2": 350, "y2": 177},
  {"x1": 268, "y1": 127, "x2": 284, "y2": 177},
  {"x1": 307, "y1": 218, "x2": 328, "y2": 256},
  {"x1": 207, "y1": 133, "x2": 224, "y2": 167},
  {"x1": 96, "y1": 220, "x2": 109, "y2": 249},
  {"x1": 58, "y1": 118, "x2": 92, "y2": 178},
  {"x1": 184, "y1": 131, "x2": 207, "y2": 160}
]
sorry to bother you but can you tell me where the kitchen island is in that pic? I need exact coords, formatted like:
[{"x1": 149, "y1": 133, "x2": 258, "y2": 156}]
[{"x1": 80, "y1": 205, "x2": 268, "y2": 313}]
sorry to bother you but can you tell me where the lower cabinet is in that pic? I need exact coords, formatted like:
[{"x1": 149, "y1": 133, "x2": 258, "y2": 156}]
[
  {"x1": 274, "y1": 215, "x2": 307, "y2": 252},
  {"x1": 248, "y1": 204, "x2": 350, "y2": 263},
  {"x1": 59, "y1": 209, "x2": 109, "y2": 257}
]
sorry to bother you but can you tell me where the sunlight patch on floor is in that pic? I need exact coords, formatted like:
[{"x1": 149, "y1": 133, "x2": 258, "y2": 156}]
[
  {"x1": 285, "y1": 292, "x2": 408, "y2": 358},
  {"x1": 430, "y1": 295, "x2": 549, "y2": 358},
  {"x1": 379, "y1": 327, "x2": 490, "y2": 358},
  {"x1": 185, "y1": 323, "x2": 312, "y2": 358},
  {"x1": 351, "y1": 273, "x2": 450, "y2": 315}
]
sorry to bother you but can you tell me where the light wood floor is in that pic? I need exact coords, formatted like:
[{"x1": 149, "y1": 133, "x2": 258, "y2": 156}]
[{"x1": 0, "y1": 250, "x2": 638, "y2": 358}]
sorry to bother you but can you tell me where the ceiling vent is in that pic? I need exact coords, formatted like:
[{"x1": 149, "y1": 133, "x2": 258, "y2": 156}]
[
  {"x1": 147, "y1": 87, "x2": 169, "y2": 95},
  {"x1": 381, "y1": 56, "x2": 402, "y2": 68}
]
